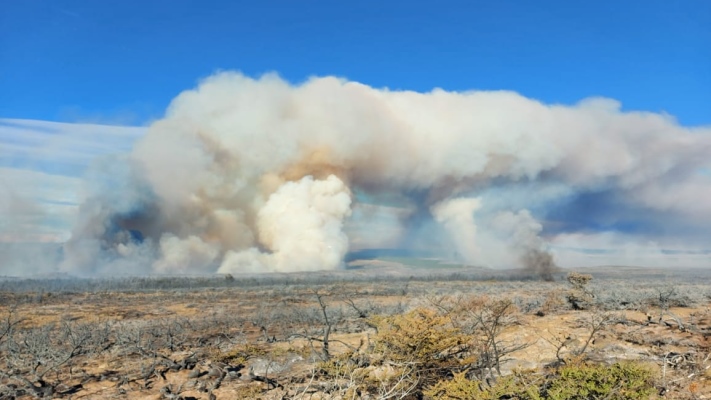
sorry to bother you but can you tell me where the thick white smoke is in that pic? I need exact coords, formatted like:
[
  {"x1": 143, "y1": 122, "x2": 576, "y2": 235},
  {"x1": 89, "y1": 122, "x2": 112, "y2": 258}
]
[
  {"x1": 431, "y1": 198, "x2": 482, "y2": 262},
  {"x1": 219, "y1": 175, "x2": 351, "y2": 273},
  {"x1": 59, "y1": 72, "x2": 711, "y2": 275}
]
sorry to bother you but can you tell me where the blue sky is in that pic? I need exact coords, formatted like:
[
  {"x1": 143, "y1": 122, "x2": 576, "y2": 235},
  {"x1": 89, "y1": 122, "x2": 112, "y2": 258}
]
[
  {"x1": 1, "y1": 1, "x2": 711, "y2": 274},
  {"x1": 1, "y1": 0, "x2": 709, "y2": 126}
]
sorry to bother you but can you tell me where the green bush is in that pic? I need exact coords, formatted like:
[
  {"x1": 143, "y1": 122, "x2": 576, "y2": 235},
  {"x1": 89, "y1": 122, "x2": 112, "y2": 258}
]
[
  {"x1": 425, "y1": 361, "x2": 656, "y2": 400},
  {"x1": 546, "y1": 361, "x2": 656, "y2": 400},
  {"x1": 425, "y1": 371, "x2": 543, "y2": 400}
]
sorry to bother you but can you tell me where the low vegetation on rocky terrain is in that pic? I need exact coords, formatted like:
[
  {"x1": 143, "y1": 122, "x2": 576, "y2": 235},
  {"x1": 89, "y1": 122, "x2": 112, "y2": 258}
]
[{"x1": 1, "y1": 266, "x2": 710, "y2": 399}]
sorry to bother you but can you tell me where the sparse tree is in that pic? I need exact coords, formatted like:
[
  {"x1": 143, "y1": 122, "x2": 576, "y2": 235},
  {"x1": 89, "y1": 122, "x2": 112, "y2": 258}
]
[
  {"x1": 566, "y1": 272, "x2": 594, "y2": 310},
  {"x1": 468, "y1": 298, "x2": 530, "y2": 378}
]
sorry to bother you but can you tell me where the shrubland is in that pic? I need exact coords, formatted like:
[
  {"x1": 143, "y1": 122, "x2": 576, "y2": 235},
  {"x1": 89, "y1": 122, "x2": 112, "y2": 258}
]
[{"x1": 0, "y1": 267, "x2": 709, "y2": 399}]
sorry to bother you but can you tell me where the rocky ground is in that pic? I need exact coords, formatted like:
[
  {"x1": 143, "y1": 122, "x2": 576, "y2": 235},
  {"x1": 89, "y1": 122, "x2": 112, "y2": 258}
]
[{"x1": 1, "y1": 266, "x2": 710, "y2": 399}]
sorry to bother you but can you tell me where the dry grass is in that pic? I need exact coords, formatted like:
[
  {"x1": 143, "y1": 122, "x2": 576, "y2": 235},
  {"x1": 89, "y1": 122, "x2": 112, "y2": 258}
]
[{"x1": 0, "y1": 271, "x2": 709, "y2": 399}]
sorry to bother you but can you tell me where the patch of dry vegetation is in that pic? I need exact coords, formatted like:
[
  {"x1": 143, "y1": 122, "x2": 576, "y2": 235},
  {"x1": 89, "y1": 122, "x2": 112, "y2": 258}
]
[{"x1": 0, "y1": 271, "x2": 709, "y2": 399}]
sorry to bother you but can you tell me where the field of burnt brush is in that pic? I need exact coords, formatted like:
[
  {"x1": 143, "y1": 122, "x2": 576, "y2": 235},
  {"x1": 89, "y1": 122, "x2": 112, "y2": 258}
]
[{"x1": 0, "y1": 269, "x2": 710, "y2": 399}]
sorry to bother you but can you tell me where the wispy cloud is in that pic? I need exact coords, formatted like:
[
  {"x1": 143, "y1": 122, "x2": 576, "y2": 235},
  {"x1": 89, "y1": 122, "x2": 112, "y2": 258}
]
[
  {"x1": 551, "y1": 232, "x2": 711, "y2": 269},
  {"x1": 55, "y1": 7, "x2": 81, "y2": 18},
  {"x1": 0, "y1": 119, "x2": 144, "y2": 243}
]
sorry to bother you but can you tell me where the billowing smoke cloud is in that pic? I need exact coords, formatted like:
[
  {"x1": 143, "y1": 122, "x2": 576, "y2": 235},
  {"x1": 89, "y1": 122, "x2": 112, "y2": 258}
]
[
  {"x1": 431, "y1": 198, "x2": 482, "y2": 262},
  {"x1": 219, "y1": 175, "x2": 351, "y2": 273},
  {"x1": 492, "y1": 210, "x2": 557, "y2": 280},
  {"x1": 58, "y1": 72, "x2": 711, "y2": 275}
]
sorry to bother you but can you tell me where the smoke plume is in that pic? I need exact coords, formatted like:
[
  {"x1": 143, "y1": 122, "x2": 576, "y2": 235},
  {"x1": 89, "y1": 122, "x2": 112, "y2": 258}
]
[
  {"x1": 431, "y1": 198, "x2": 482, "y2": 262},
  {"x1": 58, "y1": 72, "x2": 711, "y2": 275}
]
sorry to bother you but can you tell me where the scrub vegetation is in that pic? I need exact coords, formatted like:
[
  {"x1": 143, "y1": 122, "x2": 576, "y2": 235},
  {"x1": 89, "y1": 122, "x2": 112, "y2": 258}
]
[{"x1": 0, "y1": 266, "x2": 710, "y2": 399}]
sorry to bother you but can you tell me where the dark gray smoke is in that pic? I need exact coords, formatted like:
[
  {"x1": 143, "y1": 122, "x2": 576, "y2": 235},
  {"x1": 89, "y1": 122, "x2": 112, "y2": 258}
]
[{"x1": 522, "y1": 249, "x2": 557, "y2": 281}]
